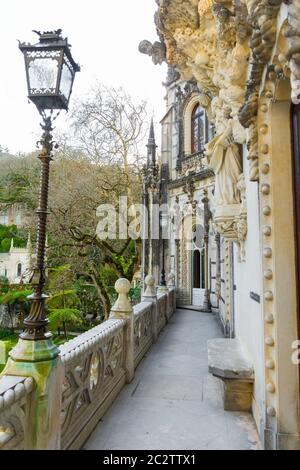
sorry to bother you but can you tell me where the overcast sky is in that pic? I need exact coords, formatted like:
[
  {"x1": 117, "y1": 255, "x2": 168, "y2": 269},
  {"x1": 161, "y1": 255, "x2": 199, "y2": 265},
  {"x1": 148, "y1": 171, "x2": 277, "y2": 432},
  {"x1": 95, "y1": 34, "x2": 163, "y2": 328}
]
[{"x1": 0, "y1": 0, "x2": 167, "y2": 154}]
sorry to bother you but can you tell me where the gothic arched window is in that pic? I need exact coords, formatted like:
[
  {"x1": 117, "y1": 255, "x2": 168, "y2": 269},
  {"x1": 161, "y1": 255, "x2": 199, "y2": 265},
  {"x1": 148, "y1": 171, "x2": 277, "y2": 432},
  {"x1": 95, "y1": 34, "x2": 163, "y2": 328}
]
[
  {"x1": 191, "y1": 103, "x2": 205, "y2": 153},
  {"x1": 17, "y1": 263, "x2": 22, "y2": 277}
]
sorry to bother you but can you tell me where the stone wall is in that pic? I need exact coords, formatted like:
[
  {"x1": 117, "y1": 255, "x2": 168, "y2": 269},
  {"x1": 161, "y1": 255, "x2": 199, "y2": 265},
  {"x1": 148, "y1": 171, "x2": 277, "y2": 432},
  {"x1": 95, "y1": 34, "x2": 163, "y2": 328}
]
[{"x1": 141, "y1": 0, "x2": 300, "y2": 449}]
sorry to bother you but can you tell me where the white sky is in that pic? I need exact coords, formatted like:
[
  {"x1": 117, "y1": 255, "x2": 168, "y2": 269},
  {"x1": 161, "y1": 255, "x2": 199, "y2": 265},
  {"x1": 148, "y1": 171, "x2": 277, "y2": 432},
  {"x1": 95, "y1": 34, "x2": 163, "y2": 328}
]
[{"x1": 0, "y1": 0, "x2": 167, "y2": 154}]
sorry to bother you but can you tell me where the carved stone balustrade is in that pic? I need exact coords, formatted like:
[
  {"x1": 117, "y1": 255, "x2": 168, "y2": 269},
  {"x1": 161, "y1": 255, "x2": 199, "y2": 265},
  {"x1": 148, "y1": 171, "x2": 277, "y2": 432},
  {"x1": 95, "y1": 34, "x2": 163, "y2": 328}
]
[
  {"x1": 59, "y1": 280, "x2": 175, "y2": 449},
  {"x1": 0, "y1": 376, "x2": 34, "y2": 450},
  {"x1": 0, "y1": 278, "x2": 176, "y2": 450},
  {"x1": 59, "y1": 318, "x2": 127, "y2": 450},
  {"x1": 133, "y1": 301, "x2": 155, "y2": 368},
  {"x1": 157, "y1": 292, "x2": 168, "y2": 333}
]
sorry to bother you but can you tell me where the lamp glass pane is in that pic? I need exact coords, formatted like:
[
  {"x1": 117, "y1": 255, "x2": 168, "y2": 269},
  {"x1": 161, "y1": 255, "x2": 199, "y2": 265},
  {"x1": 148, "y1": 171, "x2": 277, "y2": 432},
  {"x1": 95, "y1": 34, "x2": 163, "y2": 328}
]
[
  {"x1": 28, "y1": 57, "x2": 58, "y2": 92},
  {"x1": 60, "y1": 60, "x2": 73, "y2": 101}
]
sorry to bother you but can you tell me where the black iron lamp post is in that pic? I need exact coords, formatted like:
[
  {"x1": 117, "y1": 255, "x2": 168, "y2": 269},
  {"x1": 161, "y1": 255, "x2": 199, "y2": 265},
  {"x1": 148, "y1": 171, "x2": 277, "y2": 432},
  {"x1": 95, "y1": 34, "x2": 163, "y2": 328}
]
[{"x1": 19, "y1": 30, "x2": 80, "y2": 342}]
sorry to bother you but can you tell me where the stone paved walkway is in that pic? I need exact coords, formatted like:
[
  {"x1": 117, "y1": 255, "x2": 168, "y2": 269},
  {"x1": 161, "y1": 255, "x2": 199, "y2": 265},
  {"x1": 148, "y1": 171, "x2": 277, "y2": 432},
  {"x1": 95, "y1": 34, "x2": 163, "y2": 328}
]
[{"x1": 84, "y1": 309, "x2": 259, "y2": 450}]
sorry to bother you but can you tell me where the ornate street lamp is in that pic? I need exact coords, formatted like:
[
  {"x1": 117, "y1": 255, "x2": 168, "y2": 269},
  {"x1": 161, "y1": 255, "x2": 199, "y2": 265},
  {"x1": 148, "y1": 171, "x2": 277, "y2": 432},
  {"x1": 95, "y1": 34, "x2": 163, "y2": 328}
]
[
  {"x1": 18, "y1": 30, "x2": 80, "y2": 345},
  {"x1": 19, "y1": 29, "x2": 80, "y2": 112}
]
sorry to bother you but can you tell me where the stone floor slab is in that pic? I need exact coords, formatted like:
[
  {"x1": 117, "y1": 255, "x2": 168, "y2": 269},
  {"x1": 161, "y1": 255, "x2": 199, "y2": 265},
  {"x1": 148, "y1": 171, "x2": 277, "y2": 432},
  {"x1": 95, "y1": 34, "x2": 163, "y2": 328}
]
[{"x1": 84, "y1": 309, "x2": 259, "y2": 450}]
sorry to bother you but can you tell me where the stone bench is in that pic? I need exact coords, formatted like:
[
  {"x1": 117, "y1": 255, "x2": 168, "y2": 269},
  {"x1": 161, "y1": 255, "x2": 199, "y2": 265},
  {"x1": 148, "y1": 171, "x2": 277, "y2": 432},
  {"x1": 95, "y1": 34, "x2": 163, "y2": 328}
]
[{"x1": 207, "y1": 338, "x2": 254, "y2": 411}]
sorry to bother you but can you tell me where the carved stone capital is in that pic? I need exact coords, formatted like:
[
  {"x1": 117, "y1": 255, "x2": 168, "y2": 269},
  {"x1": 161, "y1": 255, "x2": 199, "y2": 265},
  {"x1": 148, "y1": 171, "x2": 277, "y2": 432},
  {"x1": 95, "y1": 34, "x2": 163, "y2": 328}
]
[
  {"x1": 213, "y1": 204, "x2": 242, "y2": 240},
  {"x1": 213, "y1": 172, "x2": 248, "y2": 262}
]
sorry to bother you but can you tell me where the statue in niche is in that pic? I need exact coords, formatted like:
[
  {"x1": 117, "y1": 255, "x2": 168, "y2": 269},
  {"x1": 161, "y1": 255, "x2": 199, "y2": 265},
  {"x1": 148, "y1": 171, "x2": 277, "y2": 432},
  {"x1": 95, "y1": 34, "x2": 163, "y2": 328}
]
[{"x1": 205, "y1": 114, "x2": 242, "y2": 206}]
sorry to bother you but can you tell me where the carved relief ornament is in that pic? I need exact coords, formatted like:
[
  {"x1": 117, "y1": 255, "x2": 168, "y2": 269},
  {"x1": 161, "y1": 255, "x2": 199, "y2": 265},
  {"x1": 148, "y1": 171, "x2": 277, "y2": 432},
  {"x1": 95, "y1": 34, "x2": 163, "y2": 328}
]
[{"x1": 140, "y1": 0, "x2": 300, "y2": 259}]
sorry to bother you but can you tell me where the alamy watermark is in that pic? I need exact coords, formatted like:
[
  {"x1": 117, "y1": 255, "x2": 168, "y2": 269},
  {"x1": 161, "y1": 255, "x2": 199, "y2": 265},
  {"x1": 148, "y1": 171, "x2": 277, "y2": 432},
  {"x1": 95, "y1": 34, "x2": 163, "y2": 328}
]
[
  {"x1": 291, "y1": 340, "x2": 300, "y2": 365},
  {"x1": 95, "y1": 196, "x2": 206, "y2": 250}
]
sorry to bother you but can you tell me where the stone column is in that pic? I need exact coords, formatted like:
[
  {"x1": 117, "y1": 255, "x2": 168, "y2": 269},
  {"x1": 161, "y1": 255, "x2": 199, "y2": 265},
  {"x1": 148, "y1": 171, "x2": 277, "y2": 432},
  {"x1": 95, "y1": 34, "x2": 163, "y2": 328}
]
[
  {"x1": 142, "y1": 274, "x2": 158, "y2": 342},
  {"x1": 141, "y1": 185, "x2": 148, "y2": 292},
  {"x1": 109, "y1": 278, "x2": 134, "y2": 383},
  {"x1": 202, "y1": 190, "x2": 211, "y2": 312},
  {"x1": 215, "y1": 233, "x2": 221, "y2": 306},
  {"x1": 148, "y1": 189, "x2": 154, "y2": 277}
]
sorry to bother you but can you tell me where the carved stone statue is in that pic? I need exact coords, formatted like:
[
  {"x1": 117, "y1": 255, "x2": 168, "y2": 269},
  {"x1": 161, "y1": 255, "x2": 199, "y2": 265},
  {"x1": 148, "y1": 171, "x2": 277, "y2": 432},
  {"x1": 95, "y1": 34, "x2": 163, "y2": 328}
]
[
  {"x1": 138, "y1": 40, "x2": 166, "y2": 65},
  {"x1": 205, "y1": 119, "x2": 242, "y2": 206}
]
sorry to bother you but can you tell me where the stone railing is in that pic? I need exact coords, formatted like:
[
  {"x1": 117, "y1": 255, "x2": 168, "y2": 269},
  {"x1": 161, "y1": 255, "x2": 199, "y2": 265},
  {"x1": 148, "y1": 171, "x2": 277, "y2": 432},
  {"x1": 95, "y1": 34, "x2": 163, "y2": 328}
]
[
  {"x1": 157, "y1": 293, "x2": 168, "y2": 334},
  {"x1": 0, "y1": 376, "x2": 34, "y2": 450},
  {"x1": 59, "y1": 318, "x2": 127, "y2": 450},
  {"x1": 64, "y1": 278, "x2": 175, "y2": 449},
  {"x1": 59, "y1": 277, "x2": 175, "y2": 449},
  {"x1": 133, "y1": 301, "x2": 153, "y2": 368},
  {"x1": 0, "y1": 276, "x2": 176, "y2": 450}
]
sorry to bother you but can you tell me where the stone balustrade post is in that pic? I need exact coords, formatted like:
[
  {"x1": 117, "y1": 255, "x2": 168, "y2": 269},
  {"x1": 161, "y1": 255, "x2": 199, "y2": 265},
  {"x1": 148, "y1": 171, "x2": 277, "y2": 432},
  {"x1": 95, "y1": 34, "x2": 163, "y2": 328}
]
[
  {"x1": 157, "y1": 284, "x2": 169, "y2": 294},
  {"x1": 167, "y1": 271, "x2": 175, "y2": 288},
  {"x1": 1, "y1": 337, "x2": 63, "y2": 449},
  {"x1": 109, "y1": 278, "x2": 134, "y2": 383},
  {"x1": 142, "y1": 274, "x2": 158, "y2": 342},
  {"x1": 157, "y1": 275, "x2": 169, "y2": 324},
  {"x1": 166, "y1": 272, "x2": 176, "y2": 320}
]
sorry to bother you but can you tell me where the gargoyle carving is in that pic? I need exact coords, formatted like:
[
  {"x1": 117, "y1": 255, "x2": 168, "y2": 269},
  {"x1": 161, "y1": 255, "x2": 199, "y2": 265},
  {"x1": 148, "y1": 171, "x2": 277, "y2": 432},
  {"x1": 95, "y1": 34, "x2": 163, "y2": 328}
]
[{"x1": 138, "y1": 40, "x2": 166, "y2": 65}]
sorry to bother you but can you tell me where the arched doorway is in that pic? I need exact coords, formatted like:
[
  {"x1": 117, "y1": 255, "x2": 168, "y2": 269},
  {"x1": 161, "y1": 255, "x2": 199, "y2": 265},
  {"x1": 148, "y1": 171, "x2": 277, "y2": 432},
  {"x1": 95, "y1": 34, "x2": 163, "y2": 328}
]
[{"x1": 191, "y1": 224, "x2": 205, "y2": 306}]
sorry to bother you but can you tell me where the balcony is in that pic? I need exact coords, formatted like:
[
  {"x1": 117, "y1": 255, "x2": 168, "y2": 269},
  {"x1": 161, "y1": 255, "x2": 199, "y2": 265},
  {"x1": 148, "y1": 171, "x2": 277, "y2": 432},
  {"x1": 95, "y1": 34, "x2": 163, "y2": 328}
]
[{"x1": 0, "y1": 278, "x2": 259, "y2": 450}]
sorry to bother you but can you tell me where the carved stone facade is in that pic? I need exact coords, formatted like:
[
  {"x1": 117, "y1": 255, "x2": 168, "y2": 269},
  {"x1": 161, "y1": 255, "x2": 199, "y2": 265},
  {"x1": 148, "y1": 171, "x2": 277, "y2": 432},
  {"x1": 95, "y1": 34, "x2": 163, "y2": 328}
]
[
  {"x1": 141, "y1": 0, "x2": 300, "y2": 450},
  {"x1": 142, "y1": 72, "x2": 221, "y2": 309}
]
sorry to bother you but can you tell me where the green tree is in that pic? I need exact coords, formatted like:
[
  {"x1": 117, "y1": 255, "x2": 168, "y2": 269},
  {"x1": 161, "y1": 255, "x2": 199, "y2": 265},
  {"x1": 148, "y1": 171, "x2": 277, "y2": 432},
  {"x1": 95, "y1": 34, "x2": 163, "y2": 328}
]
[
  {"x1": 0, "y1": 288, "x2": 32, "y2": 332},
  {"x1": 48, "y1": 307, "x2": 82, "y2": 340},
  {"x1": 47, "y1": 265, "x2": 82, "y2": 338},
  {"x1": 74, "y1": 276, "x2": 104, "y2": 322},
  {"x1": 0, "y1": 276, "x2": 9, "y2": 295},
  {"x1": 0, "y1": 84, "x2": 146, "y2": 320},
  {"x1": 0, "y1": 224, "x2": 28, "y2": 253},
  {"x1": 0, "y1": 152, "x2": 39, "y2": 210},
  {"x1": 46, "y1": 84, "x2": 146, "y2": 317}
]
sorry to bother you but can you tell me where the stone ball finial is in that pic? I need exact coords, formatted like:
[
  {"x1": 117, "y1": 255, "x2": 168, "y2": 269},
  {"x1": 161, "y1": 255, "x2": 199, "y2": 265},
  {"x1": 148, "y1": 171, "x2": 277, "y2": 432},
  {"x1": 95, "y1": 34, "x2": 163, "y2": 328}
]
[
  {"x1": 115, "y1": 278, "x2": 131, "y2": 295},
  {"x1": 145, "y1": 274, "x2": 155, "y2": 287},
  {"x1": 143, "y1": 274, "x2": 156, "y2": 298},
  {"x1": 109, "y1": 278, "x2": 132, "y2": 319}
]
